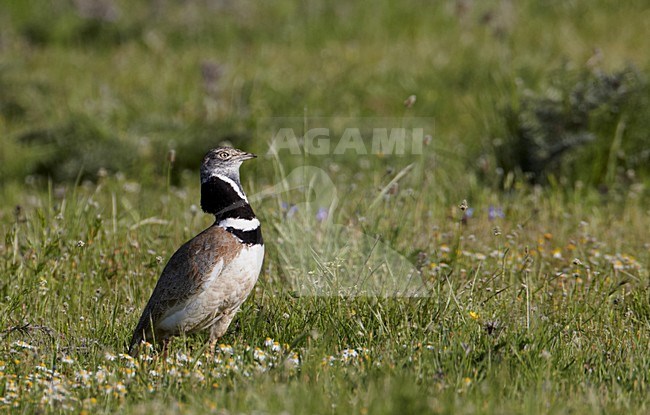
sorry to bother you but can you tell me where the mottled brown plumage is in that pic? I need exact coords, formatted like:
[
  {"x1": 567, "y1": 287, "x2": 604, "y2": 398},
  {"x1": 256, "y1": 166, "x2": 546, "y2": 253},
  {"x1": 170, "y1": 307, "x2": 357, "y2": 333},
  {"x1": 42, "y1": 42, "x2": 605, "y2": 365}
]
[{"x1": 129, "y1": 225, "x2": 241, "y2": 351}]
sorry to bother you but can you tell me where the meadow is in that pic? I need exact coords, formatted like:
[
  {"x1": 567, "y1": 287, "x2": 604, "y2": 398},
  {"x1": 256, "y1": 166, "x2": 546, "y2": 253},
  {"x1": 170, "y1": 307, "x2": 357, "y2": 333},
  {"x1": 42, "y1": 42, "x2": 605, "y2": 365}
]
[{"x1": 1, "y1": 1, "x2": 649, "y2": 413}]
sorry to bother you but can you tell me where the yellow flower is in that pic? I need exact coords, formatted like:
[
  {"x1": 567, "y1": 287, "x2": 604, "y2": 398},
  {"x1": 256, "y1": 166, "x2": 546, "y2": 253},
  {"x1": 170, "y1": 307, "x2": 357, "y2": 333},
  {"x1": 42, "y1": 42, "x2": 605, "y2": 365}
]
[{"x1": 469, "y1": 311, "x2": 479, "y2": 320}]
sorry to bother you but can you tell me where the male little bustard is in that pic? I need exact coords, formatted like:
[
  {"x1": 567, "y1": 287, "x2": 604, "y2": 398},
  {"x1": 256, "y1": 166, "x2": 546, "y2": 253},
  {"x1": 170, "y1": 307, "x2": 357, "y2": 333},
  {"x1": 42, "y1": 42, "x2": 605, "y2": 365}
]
[{"x1": 129, "y1": 147, "x2": 264, "y2": 355}]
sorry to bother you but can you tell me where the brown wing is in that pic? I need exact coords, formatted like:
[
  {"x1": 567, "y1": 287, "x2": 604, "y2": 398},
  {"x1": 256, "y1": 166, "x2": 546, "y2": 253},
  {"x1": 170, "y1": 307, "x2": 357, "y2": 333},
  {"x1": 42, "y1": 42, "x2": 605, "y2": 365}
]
[{"x1": 129, "y1": 225, "x2": 239, "y2": 353}]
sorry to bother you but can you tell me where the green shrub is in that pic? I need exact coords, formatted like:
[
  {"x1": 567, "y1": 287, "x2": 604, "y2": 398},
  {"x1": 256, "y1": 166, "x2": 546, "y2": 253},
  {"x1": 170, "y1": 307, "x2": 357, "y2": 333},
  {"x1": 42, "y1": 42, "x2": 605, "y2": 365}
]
[
  {"x1": 2, "y1": 0, "x2": 140, "y2": 47},
  {"x1": 490, "y1": 66, "x2": 649, "y2": 187},
  {"x1": 15, "y1": 114, "x2": 138, "y2": 182}
]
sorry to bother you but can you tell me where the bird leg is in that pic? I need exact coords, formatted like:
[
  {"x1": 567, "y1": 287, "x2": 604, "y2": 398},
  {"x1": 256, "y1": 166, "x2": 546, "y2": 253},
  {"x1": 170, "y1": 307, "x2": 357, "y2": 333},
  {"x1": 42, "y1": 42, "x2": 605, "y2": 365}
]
[
  {"x1": 209, "y1": 313, "x2": 236, "y2": 341},
  {"x1": 207, "y1": 312, "x2": 236, "y2": 356}
]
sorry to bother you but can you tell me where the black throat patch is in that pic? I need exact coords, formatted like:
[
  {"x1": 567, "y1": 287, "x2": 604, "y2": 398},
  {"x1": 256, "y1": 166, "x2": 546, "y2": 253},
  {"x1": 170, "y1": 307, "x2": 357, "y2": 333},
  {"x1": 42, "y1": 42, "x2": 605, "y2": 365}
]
[
  {"x1": 201, "y1": 176, "x2": 263, "y2": 245},
  {"x1": 201, "y1": 176, "x2": 256, "y2": 220}
]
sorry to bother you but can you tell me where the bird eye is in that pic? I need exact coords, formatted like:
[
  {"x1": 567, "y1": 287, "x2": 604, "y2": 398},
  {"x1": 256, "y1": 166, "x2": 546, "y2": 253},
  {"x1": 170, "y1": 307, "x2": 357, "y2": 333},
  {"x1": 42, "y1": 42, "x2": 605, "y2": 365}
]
[{"x1": 216, "y1": 151, "x2": 230, "y2": 160}]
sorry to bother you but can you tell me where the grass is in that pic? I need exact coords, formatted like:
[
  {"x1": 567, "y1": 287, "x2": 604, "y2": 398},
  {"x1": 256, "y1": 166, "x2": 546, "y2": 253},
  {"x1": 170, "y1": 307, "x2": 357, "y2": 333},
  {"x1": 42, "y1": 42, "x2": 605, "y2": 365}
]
[
  {"x1": 1, "y1": 0, "x2": 650, "y2": 413},
  {"x1": 1, "y1": 162, "x2": 648, "y2": 414}
]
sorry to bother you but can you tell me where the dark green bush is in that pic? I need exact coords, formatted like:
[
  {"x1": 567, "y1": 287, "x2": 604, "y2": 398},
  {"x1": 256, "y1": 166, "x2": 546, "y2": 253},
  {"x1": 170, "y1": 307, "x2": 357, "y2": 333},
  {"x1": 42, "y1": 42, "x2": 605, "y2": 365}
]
[
  {"x1": 2, "y1": 0, "x2": 140, "y2": 47},
  {"x1": 490, "y1": 66, "x2": 649, "y2": 187},
  {"x1": 16, "y1": 114, "x2": 138, "y2": 182}
]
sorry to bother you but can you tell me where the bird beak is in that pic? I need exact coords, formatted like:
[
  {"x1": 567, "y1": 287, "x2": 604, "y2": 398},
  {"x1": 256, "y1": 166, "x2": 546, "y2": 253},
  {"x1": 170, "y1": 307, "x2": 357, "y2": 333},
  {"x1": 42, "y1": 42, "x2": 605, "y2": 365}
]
[{"x1": 240, "y1": 152, "x2": 257, "y2": 160}]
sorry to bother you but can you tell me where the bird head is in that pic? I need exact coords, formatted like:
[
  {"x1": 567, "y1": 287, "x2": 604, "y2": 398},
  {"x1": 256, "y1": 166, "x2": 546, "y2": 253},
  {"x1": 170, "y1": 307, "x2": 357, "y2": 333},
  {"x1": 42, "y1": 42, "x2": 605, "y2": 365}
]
[{"x1": 200, "y1": 147, "x2": 256, "y2": 184}]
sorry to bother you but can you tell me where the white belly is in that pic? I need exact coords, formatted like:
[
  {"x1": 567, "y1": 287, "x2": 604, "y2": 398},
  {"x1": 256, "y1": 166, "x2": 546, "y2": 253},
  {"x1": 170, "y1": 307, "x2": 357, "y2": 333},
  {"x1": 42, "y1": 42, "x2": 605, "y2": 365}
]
[{"x1": 158, "y1": 244, "x2": 265, "y2": 334}]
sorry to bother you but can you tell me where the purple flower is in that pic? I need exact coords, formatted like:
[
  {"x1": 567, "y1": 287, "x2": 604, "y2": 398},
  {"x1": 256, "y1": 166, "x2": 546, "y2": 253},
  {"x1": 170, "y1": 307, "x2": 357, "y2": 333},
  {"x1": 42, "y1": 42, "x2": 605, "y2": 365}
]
[
  {"x1": 461, "y1": 207, "x2": 473, "y2": 225},
  {"x1": 316, "y1": 207, "x2": 328, "y2": 222},
  {"x1": 281, "y1": 202, "x2": 298, "y2": 218},
  {"x1": 488, "y1": 205, "x2": 505, "y2": 220}
]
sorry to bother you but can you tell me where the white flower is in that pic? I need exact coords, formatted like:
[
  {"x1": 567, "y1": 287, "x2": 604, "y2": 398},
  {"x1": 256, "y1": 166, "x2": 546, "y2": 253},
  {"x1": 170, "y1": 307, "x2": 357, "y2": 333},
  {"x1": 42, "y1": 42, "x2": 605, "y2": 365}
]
[
  {"x1": 253, "y1": 348, "x2": 266, "y2": 362},
  {"x1": 219, "y1": 344, "x2": 234, "y2": 354},
  {"x1": 75, "y1": 370, "x2": 91, "y2": 383},
  {"x1": 192, "y1": 370, "x2": 205, "y2": 382},
  {"x1": 175, "y1": 352, "x2": 190, "y2": 364},
  {"x1": 12, "y1": 340, "x2": 36, "y2": 351},
  {"x1": 286, "y1": 353, "x2": 300, "y2": 367},
  {"x1": 95, "y1": 368, "x2": 107, "y2": 384},
  {"x1": 323, "y1": 356, "x2": 336, "y2": 366},
  {"x1": 341, "y1": 349, "x2": 358, "y2": 362}
]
